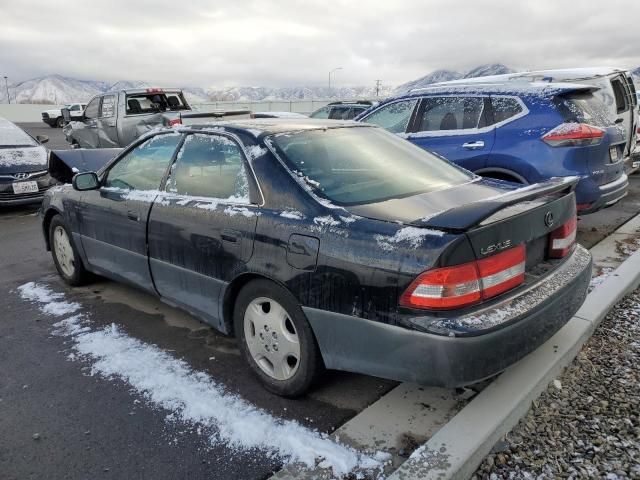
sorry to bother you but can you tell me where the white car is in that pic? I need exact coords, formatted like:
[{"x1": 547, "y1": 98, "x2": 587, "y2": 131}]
[{"x1": 42, "y1": 103, "x2": 86, "y2": 128}]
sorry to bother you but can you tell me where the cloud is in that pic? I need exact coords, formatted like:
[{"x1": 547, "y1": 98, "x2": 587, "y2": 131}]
[{"x1": 0, "y1": 0, "x2": 638, "y2": 88}]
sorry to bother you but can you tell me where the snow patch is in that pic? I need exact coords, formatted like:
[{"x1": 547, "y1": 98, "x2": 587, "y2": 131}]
[
  {"x1": 246, "y1": 145, "x2": 268, "y2": 160},
  {"x1": 280, "y1": 210, "x2": 304, "y2": 220},
  {"x1": 17, "y1": 282, "x2": 386, "y2": 477},
  {"x1": 375, "y1": 226, "x2": 445, "y2": 252}
]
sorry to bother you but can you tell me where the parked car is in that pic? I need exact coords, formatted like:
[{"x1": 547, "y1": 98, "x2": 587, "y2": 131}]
[
  {"x1": 309, "y1": 101, "x2": 375, "y2": 120},
  {"x1": 62, "y1": 88, "x2": 250, "y2": 148},
  {"x1": 42, "y1": 120, "x2": 591, "y2": 396},
  {"x1": 250, "y1": 111, "x2": 308, "y2": 119},
  {"x1": 439, "y1": 68, "x2": 639, "y2": 174},
  {"x1": 0, "y1": 117, "x2": 55, "y2": 206},
  {"x1": 42, "y1": 103, "x2": 86, "y2": 128},
  {"x1": 356, "y1": 82, "x2": 628, "y2": 214}
]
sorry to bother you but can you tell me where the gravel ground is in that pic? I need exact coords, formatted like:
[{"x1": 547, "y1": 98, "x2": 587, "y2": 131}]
[{"x1": 474, "y1": 289, "x2": 640, "y2": 479}]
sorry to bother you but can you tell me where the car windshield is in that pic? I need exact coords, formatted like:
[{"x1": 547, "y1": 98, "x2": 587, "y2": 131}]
[
  {"x1": 270, "y1": 126, "x2": 474, "y2": 206},
  {"x1": 0, "y1": 118, "x2": 37, "y2": 148}
]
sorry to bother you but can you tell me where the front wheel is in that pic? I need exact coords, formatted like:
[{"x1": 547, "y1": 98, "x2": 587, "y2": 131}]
[
  {"x1": 56, "y1": 116, "x2": 64, "y2": 128},
  {"x1": 234, "y1": 279, "x2": 323, "y2": 397},
  {"x1": 49, "y1": 215, "x2": 90, "y2": 286}
]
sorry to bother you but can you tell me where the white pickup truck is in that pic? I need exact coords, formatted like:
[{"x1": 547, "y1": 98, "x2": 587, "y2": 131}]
[{"x1": 41, "y1": 103, "x2": 86, "y2": 128}]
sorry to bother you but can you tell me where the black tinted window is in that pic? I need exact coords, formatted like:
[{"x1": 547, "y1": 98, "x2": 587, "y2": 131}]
[
  {"x1": 611, "y1": 78, "x2": 628, "y2": 114},
  {"x1": 271, "y1": 126, "x2": 473, "y2": 206},
  {"x1": 417, "y1": 97, "x2": 485, "y2": 131},
  {"x1": 84, "y1": 97, "x2": 100, "y2": 119},
  {"x1": 328, "y1": 106, "x2": 351, "y2": 120},
  {"x1": 104, "y1": 134, "x2": 181, "y2": 191},
  {"x1": 490, "y1": 97, "x2": 523, "y2": 124},
  {"x1": 362, "y1": 99, "x2": 418, "y2": 133},
  {"x1": 166, "y1": 134, "x2": 250, "y2": 202}
]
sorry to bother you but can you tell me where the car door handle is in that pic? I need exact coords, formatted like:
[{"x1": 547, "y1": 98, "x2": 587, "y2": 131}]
[
  {"x1": 221, "y1": 229, "x2": 239, "y2": 243},
  {"x1": 126, "y1": 210, "x2": 139, "y2": 221},
  {"x1": 462, "y1": 141, "x2": 485, "y2": 150}
]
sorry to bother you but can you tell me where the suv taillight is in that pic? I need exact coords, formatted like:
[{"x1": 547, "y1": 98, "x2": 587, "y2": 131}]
[
  {"x1": 399, "y1": 245, "x2": 526, "y2": 310},
  {"x1": 542, "y1": 123, "x2": 604, "y2": 147},
  {"x1": 548, "y1": 216, "x2": 577, "y2": 258},
  {"x1": 168, "y1": 118, "x2": 182, "y2": 127}
]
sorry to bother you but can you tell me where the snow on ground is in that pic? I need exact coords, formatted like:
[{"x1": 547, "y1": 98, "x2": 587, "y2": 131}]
[{"x1": 16, "y1": 282, "x2": 388, "y2": 478}]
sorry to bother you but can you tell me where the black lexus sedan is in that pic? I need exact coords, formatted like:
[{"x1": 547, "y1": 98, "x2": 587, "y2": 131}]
[
  {"x1": 41, "y1": 120, "x2": 592, "y2": 396},
  {"x1": 0, "y1": 117, "x2": 56, "y2": 206}
]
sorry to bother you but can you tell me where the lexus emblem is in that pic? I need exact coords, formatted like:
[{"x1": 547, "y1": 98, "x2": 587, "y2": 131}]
[
  {"x1": 544, "y1": 211, "x2": 554, "y2": 227},
  {"x1": 13, "y1": 172, "x2": 29, "y2": 180}
]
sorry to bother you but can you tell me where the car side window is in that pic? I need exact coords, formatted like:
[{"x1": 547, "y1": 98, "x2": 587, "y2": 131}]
[
  {"x1": 84, "y1": 97, "x2": 100, "y2": 119},
  {"x1": 104, "y1": 133, "x2": 182, "y2": 191},
  {"x1": 310, "y1": 106, "x2": 330, "y2": 119},
  {"x1": 100, "y1": 95, "x2": 116, "y2": 118},
  {"x1": 417, "y1": 97, "x2": 484, "y2": 132},
  {"x1": 328, "y1": 106, "x2": 351, "y2": 120},
  {"x1": 611, "y1": 78, "x2": 629, "y2": 114},
  {"x1": 490, "y1": 97, "x2": 523, "y2": 124},
  {"x1": 362, "y1": 99, "x2": 418, "y2": 133},
  {"x1": 70, "y1": 104, "x2": 80, "y2": 112},
  {"x1": 165, "y1": 134, "x2": 251, "y2": 203}
]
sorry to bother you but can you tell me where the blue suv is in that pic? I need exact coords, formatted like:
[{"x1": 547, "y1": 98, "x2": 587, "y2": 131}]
[{"x1": 355, "y1": 82, "x2": 628, "y2": 214}]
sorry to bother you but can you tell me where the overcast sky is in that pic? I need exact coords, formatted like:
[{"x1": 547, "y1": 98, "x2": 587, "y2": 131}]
[{"x1": 1, "y1": 0, "x2": 639, "y2": 88}]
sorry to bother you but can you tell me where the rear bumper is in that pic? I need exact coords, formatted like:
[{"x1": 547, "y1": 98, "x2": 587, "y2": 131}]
[
  {"x1": 305, "y1": 245, "x2": 592, "y2": 387},
  {"x1": 577, "y1": 173, "x2": 628, "y2": 214}
]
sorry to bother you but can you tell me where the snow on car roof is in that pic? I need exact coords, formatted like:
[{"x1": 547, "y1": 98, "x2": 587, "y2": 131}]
[{"x1": 403, "y1": 81, "x2": 596, "y2": 97}]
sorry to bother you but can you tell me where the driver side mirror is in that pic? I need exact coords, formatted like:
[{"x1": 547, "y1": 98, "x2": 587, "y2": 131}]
[
  {"x1": 72, "y1": 172, "x2": 100, "y2": 191},
  {"x1": 36, "y1": 135, "x2": 49, "y2": 144}
]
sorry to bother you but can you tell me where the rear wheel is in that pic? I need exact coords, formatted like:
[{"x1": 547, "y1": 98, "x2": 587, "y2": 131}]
[
  {"x1": 49, "y1": 216, "x2": 90, "y2": 286},
  {"x1": 234, "y1": 279, "x2": 323, "y2": 397}
]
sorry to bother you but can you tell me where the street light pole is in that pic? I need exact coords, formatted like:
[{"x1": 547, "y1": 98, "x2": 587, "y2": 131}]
[
  {"x1": 328, "y1": 67, "x2": 342, "y2": 92},
  {"x1": 3, "y1": 76, "x2": 9, "y2": 104}
]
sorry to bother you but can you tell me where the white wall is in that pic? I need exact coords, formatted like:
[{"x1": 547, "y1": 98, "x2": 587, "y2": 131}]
[
  {"x1": 0, "y1": 98, "x2": 375, "y2": 123},
  {"x1": 0, "y1": 104, "x2": 65, "y2": 123}
]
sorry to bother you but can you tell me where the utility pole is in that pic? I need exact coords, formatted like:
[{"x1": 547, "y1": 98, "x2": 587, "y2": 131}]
[
  {"x1": 328, "y1": 67, "x2": 342, "y2": 92},
  {"x1": 3, "y1": 76, "x2": 9, "y2": 104},
  {"x1": 375, "y1": 79, "x2": 382, "y2": 97}
]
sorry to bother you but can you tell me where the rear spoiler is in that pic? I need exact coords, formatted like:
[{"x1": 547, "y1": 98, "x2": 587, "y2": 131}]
[
  {"x1": 415, "y1": 176, "x2": 580, "y2": 232},
  {"x1": 49, "y1": 148, "x2": 122, "y2": 183},
  {"x1": 181, "y1": 109, "x2": 251, "y2": 119}
]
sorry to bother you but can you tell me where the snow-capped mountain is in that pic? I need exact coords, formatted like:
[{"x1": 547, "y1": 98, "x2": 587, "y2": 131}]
[
  {"x1": 394, "y1": 63, "x2": 514, "y2": 94},
  {"x1": 206, "y1": 85, "x2": 393, "y2": 102},
  {"x1": 0, "y1": 74, "x2": 109, "y2": 104}
]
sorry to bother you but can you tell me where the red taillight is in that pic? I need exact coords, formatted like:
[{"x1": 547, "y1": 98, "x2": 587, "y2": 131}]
[
  {"x1": 576, "y1": 203, "x2": 593, "y2": 212},
  {"x1": 168, "y1": 118, "x2": 182, "y2": 127},
  {"x1": 400, "y1": 245, "x2": 525, "y2": 310},
  {"x1": 146, "y1": 87, "x2": 164, "y2": 93},
  {"x1": 542, "y1": 123, "x2": 605, "y2": 147},
  {"x1": 548, "y1": 216, "x2": 577, "y2": 258}
]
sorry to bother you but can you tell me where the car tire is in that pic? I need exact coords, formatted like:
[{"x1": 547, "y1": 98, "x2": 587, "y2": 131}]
[
  {"x1": 234, "y1": 279, "x2": 323, "y2": 397},
  {"x1": 49, "y1": 215, "x2": 90, "y2": 286},
  {"x1": 56, "y1": 117, "x2": 64, "y2": 128}
]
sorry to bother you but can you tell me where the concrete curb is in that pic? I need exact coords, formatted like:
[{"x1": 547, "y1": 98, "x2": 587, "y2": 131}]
[{"x1": 386, "y1": 248, "x2": 640, "y2": 480}]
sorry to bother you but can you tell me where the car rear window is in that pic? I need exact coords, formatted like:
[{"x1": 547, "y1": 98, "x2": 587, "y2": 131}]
[
  {"x1": 0, "y1": 118, "x2": 37, "y2": 147},
  {"x1": 554, "y1": 92, "x2": 612, "y2": 127},
  {"x1": 269, "y1": 126, "x2": 474, "y2": 206},
  {"x1": 125, "y1": 92, "x2": 188, "y2": 115}
]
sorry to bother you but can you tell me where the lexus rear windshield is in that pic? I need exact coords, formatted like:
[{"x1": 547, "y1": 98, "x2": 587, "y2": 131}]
[
  {"x1": 269, "y1": 126, "x2": 474, "y2": 206},
  {"x1": 0, "y1": 119, "x2": 37, "y2": 148}
]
